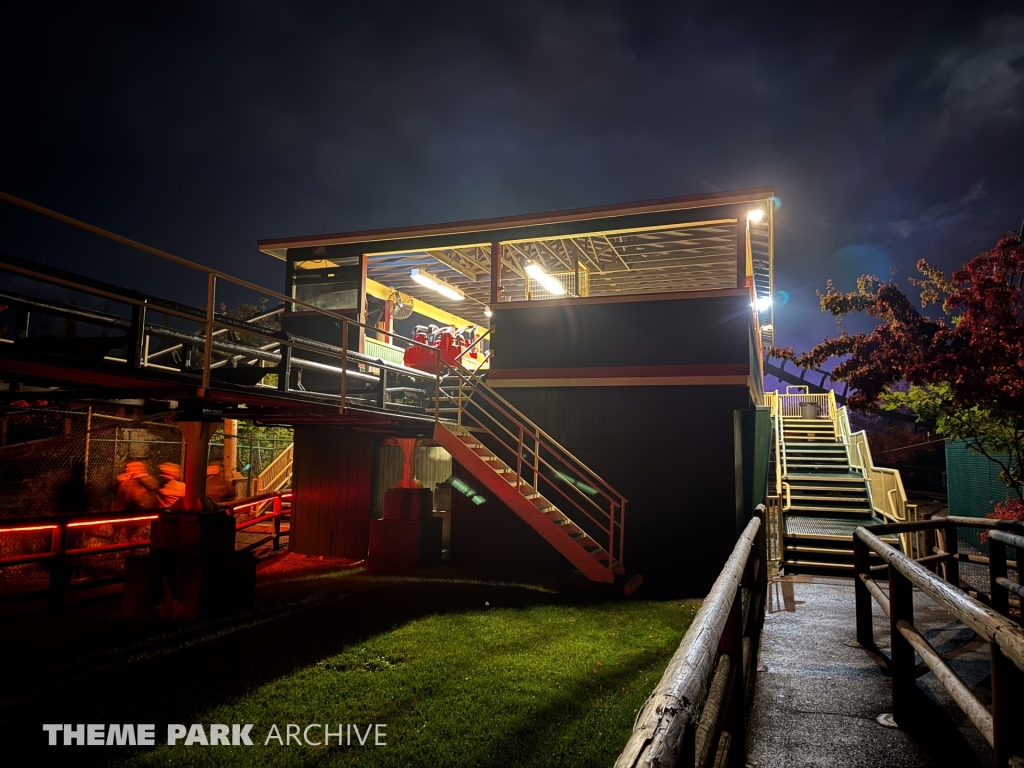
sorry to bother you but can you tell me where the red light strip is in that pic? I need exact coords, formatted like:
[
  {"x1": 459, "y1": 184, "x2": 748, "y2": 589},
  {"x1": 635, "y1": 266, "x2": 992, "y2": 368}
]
[
  {"x1": 67, "y1": 515, "x2": 158, "y2": 528},
  {"x1": 0, "y1": 524, "x2": 58, "y2": 534}
]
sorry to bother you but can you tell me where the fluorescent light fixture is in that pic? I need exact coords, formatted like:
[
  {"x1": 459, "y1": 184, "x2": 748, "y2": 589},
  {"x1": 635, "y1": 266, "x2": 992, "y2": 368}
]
[
  {"x1": 747, "y1": 208, "x2": 765, "y2": 223},
  {"x1": 525, "y1": 263, "x2": 567, "y2": 296},
  {"x1": 753, "y1": 296, "x2": 772, "y2": 312},
  {"x1": 409, "y1": 268, "x2": 465, "y2": 301}
]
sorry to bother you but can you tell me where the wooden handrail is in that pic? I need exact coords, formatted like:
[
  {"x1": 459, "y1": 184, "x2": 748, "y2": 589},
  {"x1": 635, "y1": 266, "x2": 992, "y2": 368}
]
[
  {"x1": 253, "y1": 443, "x2": 294, "y2": 496},
  {"x1": 616, "y1": 508, "x2": 766, "y2": 768},
  {"x1": 854, "y1": 522, "x2": 1024, "y2": 765}
]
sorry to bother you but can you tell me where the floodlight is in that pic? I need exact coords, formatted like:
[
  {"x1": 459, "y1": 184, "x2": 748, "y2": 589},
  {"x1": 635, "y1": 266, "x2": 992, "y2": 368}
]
[
  {"x1": 484, "y1": 307, "x2": 493, "y2": 317},
  {"x1": 525, "y1": 263, "x2": 567, "y2": 296},
  {"x1": 753, "y1": 296, "x2": 772, "y2": 312},
  {"x1": 747, "y1": 208, "x2": 765, "y2": 223},
  {"x1": 409, "y1": 269, "x2": 465, "y2": 301}
]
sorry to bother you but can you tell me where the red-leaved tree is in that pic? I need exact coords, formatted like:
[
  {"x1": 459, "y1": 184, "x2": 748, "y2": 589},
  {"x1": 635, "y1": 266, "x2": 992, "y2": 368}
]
[{"x1": 772, "y1": 233, "x2": 1024, "y2": 505}]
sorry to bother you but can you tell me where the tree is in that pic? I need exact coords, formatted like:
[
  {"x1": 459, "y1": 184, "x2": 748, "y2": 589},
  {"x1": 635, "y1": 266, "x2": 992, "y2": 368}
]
[{"x1": 772, "y1": 233, "x2": 1024, "y2": 503}]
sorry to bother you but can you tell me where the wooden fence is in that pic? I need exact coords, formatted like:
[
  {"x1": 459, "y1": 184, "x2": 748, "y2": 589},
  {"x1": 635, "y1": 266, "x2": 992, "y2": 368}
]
[
  {"x1": 854, "y1": 517, "x2": 1024, "y2": 767},
  {"x1": 616, "y1": 507, "x2": 767, "y2": 768}
]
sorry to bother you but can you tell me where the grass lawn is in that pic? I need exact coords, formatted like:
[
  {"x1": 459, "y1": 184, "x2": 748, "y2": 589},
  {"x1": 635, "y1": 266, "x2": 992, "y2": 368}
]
[{"x1": 119, "y1": 593, "x2": 697, "y2": 768}]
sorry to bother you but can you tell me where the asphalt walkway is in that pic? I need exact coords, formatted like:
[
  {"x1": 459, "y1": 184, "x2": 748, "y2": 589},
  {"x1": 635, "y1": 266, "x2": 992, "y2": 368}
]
[{"x1": 747, "y1": 575, "x2": 993, "y2": 768}]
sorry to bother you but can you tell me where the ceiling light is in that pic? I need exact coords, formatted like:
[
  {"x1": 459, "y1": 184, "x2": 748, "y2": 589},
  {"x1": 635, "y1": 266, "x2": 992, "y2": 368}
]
[
  {"x1": 753, "y1": 296, "x2": 772, "y2": 312},
  {"x1": 747, "y1": 208, "x2": 765, "y2": 223},
  {"x1": 410, "y1": 268, "x2": 465, "y2": 301},
  {"x1": 525, "y1": 263, "x2": 567, "y2": 296}
]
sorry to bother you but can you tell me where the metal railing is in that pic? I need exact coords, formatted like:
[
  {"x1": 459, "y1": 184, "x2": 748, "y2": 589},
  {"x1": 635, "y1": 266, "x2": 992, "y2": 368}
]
[
  {"x1": 617, "y1": 508, "x2": 767, "y2": 768},
  {"x1": 834, "y1": 404, "x2": 922, "y2": 555},
  {"x1": 854, "y1": 518, "x2": 1024, "y2": 767},
  {"x1": 437, "y1": 366, "x2": 627, "y2": 573},
  {"x1": 0, "y1": 490, "x2": 291, "y2": 607},
  {"x1": 773, "y1": 390, "x2": 835, "y2": 421},
  {"x1": 0, "y1": 192, "x2": 447, "y2": 416}
]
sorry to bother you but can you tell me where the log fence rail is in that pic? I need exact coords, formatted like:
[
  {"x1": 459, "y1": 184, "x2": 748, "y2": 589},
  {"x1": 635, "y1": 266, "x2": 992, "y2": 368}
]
[
  {"x1": 616, "y1": 506, "x2": 767, "y2": 768},
  {"x1": 854, "y1": 516, "x2": 1024, "y2": 768}
]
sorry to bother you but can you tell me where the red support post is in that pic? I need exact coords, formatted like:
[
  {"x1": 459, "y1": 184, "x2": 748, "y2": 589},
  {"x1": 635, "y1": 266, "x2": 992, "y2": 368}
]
[
  {"x1": 273, "y1": 494, "x2": 282, "y2": 551},
  {"x1": 48, "y1": 522, "x2": 67, "y2": 609}
]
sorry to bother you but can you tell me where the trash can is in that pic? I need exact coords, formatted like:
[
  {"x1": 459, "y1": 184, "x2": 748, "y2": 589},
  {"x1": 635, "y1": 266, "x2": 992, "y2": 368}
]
[{"x1": 800, "y1": 402, "x2": 820, "y2": 419}]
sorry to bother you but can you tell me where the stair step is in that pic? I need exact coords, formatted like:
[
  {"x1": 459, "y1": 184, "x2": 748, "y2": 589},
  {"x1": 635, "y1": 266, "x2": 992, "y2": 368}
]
[
  {"x1": 783, "y1": 559, "x2": 854, "y2": 571},
  {"x1": 786, "y1": 494, "x2": 869, "y2": 503},
  {"x1": 785, "y1": 505, "x2": 873, "y2": 515},
  {"x1": 786, "y1": 487, "x2": 868, "y2": 493},
  {"x1": 785, "y1": 456, "x2": 847, "y2": 462},
  {"x1": 785, "y1": 544, "x2": 854, "y2": 555},
  {"x1": 785, "y1": 475, "x2": 865, "y2": 483}
]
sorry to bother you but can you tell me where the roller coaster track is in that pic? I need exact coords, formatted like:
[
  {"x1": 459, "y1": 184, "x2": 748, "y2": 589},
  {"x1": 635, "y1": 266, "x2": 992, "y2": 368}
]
[{"x1": 763, "y1": 354, "x2": 849, "y2": 404}]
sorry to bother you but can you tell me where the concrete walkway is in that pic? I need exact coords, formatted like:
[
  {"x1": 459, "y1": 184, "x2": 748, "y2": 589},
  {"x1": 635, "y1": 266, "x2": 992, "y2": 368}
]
[{"x1": 747, "y1": 575, "x2": 993, "y2": 768}]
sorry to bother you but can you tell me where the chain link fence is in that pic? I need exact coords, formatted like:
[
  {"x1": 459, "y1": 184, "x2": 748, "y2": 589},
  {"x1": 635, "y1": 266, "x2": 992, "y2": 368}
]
[
  {"x1": 0, "y1": 408, "x2": 292, "y2": 598},
  {"x1": 0, "y1": 407, "x2": 292, "y2": 518}
]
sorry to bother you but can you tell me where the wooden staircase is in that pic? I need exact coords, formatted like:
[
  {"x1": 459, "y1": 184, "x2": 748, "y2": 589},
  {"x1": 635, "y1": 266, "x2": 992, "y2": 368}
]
[{"x1": 434, "y1": 373, "x2": 626, "y2": 584}]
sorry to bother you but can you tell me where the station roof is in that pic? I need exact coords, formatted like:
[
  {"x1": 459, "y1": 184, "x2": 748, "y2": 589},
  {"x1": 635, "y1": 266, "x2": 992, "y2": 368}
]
[{"x1": 258, "y1": 186, "x2": 775, "y2": 345}]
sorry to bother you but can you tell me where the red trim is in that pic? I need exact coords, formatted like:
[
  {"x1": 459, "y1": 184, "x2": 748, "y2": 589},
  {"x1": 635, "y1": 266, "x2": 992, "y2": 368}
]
[
  {"x1": 488, "y1": 363, "x2": 749, "y2": 380},
  {"x1": 0, "y1": 359, "x2": 180, "y2": 390}
]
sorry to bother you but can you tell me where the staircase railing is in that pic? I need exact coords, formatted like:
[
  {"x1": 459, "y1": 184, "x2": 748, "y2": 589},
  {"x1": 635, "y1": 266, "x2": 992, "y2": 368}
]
[
  {"x1": 763, "y1": 391, "x2": 785, "y2": 562},
  {"x1": 835, "y1": 404, "x2": 921, "y2": 555},
  {"x1": 437, "y1": 366, "x2": 627, "y2": 572},
  {"x1": 252, "y1": 443, "x2": 293, "y2": 496}
]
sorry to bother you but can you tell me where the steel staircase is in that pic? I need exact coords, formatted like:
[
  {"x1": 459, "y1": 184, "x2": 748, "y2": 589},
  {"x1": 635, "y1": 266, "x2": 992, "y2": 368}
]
[
  {"x1": 433, "y1": 370, "x2": 626, "y2": 584},
  {"x1": 767, "y1": 391, "x2": 901, "y2": 574}
]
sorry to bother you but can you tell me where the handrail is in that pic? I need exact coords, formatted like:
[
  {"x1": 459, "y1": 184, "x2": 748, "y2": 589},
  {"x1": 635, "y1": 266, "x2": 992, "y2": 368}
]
[
  {"x1": 448, "y1": 366, "x2": 627, "y2": 506},
  {"x1": 854, "y1": 522, "x2": 1024, "y2": 765},
  {"x1": 439, "y1": 365, "x2": 627, "y2": 570},
  {"x1": 616, "y1": 508, "x2": 767, "y2": 768},
  {"x1": 442, "y1": 367, "x2": 625, "y2": 509}
]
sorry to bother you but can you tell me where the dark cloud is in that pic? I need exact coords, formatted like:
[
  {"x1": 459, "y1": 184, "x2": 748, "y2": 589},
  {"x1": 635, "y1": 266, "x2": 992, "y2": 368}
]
[{"x1": 1, "y1": 1, "x2": 1022, "y2": 354}]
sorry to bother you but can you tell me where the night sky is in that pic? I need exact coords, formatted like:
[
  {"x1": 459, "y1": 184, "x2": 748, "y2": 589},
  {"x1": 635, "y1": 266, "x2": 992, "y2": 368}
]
[{"x1": 2, "y1": 2, "x2": 1023, "y2": 362}]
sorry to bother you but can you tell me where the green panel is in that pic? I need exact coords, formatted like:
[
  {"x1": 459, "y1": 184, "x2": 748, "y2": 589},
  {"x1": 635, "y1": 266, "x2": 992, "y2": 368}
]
[
  {"x1": 946, "y1": 439, "x2": 1017, "y2": 551},
  {"x1": 365, "y1": 337, "x2": 406, "y2": 366},
  {"x1": 752, "y1": 406, "x2": 772, "y2": 507}
]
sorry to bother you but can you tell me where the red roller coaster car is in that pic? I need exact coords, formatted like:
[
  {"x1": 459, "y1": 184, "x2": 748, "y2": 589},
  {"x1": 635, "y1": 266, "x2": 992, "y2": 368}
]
[{"x1": 403, "y1": 325, "x2": 485, "y2": 372}]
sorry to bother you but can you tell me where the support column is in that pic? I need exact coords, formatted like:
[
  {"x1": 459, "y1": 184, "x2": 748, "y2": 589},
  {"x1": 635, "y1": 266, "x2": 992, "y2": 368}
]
[
  {"x1": 736, "y1": 218, "x2": 747, "y2": 289},
  {"x1": 490, "y1": 242, "x2": 501, "y2": 309},
  {"x1": 223, "y1": 418, "x2": 238, "y2": 480},
  {"x1": 176, "y1": 418, "x2": 219, "y2": 511}
]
